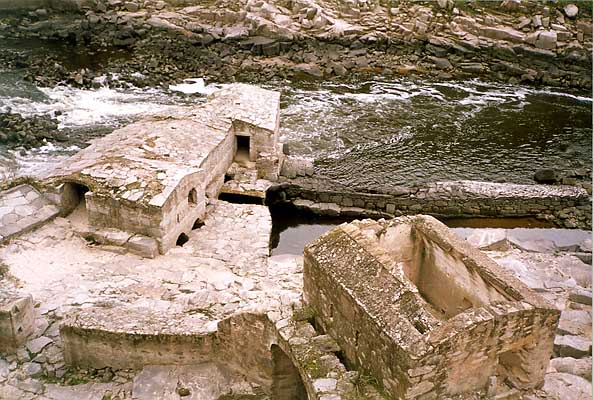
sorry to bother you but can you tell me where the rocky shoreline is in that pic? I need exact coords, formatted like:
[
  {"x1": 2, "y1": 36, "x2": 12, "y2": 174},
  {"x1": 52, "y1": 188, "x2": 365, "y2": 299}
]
[{"x1": 0, "y1": 0, "x2": 591, "y2": 89}]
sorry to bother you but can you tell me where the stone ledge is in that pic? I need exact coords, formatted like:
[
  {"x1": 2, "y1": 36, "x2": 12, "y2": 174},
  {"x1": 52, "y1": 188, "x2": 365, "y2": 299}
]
[{"x1": 0, "y1": 184, "x2": 60, "y2": 244}]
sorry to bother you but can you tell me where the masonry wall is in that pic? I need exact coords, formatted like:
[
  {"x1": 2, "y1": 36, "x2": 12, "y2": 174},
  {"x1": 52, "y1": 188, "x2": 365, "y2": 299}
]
[
  {"x1": 159, "y1": 172, "x2": 206, "y2": 252},
  {"x1": 417, "y1": 304, "x2": 559, "y2": 397},
  {"x1": 304, "y1": 218, "x2": 560, "y2": 398},
  {"x1": 275, "y1": 181, "x2": 592, "y2": 230},
  {"x1": 233, "y1": 120, "x2": 281, "y2": 180},
  {"x1": 200, "y1": 128, "x2": 235, "y2": 199},
  {"x1": 304, "y1": 229, "x2": 420, "y2": 398},
  {"x1": 86, "y1": 193, "x2": 164, "y2": 239}
]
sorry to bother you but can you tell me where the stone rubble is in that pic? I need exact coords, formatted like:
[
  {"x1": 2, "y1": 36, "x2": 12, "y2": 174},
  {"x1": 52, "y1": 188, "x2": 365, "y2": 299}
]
[
  {"x1": 0, "y1": 197, "x2": 589, "y2": 398},
  {"x1": 0, "y1": 1, "x2": 590, "y2": 88}
]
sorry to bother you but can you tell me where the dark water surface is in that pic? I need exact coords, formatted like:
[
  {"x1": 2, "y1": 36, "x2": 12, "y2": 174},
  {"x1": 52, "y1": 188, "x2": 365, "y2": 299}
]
[
  {"x1": 278, "y1": 80, "x2": 592, "y2": 188},
  {"x1": 270, "y1": 208, "x2": 590, "y2": 256}
]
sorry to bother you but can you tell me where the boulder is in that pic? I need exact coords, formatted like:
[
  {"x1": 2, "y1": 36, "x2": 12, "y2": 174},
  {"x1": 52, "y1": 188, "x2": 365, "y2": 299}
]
[
  {"x1": 554, "y1": 335, "x2": 592, "y2": 359},
  {"x1": 429, "y1": 56, "x2": 453, "y2": 70},
  {"x1": 535, "y1": 30, "x2": 557, "y2": 50},
  {"x1": 543, "y1": 373, "x2": 591, "y2": 399},
  {"x1": 563, "y1": 4, "x2": 578, "y2": 19},
  {"x1": 550, "y1": 357, "x2": 592, "y2": 381},
  {"x1": 480, "y1": 26, "x2": 524, "y2": 43},
  {"x1": 534, "y1": 168, "x2": 559, "y2": 183},
  {"x1": 557, "y1": 310, "x2": 592, "y2": 337}
]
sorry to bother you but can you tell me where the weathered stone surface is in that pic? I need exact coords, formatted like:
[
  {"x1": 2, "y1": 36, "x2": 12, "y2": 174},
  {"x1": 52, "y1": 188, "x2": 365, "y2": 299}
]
[
  {"x1": 132, "y1": 363, "x2": 255, "y2": 400},
  {"x1": 563, "y1": 4, "x2": 579, "y2": 19},
  {"x1": 543, "y1": 372, "x2": 591, "y2": 399},
  {"x1": 305, "y1": 216, "x2": 559, "y2": 398},
  {"x1": 535, "y1": 31, "x2": 557, "y2": 50},
  {"x1": 25, "y1": 336, "x2": 53, "y2": 355},
  {"x1": 126, "y1": 235, "x2": 159, "y2": 258},
  {"x1": 554, "y1": 335, "x2": 592, "y2": 358},
  {"x1": 549, "y1": 357, "x2": 592, "y2": 381},
  {"x1": 45, "y1": 84, "x2": 282, "y2": 254},
  {"x1": 0, "y1": 185, "x2": 59, "y2": 243},
  {"x1": 557, "y1": 310, "x2": 591, "y2": 337},
  {"x1": 0, "y1": 294, "x2": 35, "y2": 353}
]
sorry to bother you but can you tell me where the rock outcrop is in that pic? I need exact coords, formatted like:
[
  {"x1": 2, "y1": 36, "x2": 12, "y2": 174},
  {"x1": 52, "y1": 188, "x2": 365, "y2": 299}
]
[{"x1": 0, "y1": 0, "x2": 591, "y2": 88}]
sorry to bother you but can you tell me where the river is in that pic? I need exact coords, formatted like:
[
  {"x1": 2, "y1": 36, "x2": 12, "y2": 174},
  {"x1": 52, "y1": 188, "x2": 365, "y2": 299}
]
[{"x1": 0, "y1": 40, "x2": 591, "y2": 188}]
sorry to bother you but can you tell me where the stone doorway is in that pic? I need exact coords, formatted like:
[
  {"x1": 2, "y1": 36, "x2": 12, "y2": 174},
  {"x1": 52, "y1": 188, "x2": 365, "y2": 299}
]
[
  {"x1": 61, "y1": 182, "x2": 89, "y2": 215},
  {"x1": 235, "y1": 135, "x2": 251, "y2": 164},
  {"x1": 271, "y1": 345, "x2": 307, "y2": 400}
]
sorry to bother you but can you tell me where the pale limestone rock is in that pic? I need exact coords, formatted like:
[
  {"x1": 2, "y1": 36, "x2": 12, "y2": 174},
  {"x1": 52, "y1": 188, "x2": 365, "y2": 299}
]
[
  {"x1": 563, "y1": 4, "x2": 578, "y2": 19},
  {"x1": 25, "y1": 336, "x2": 53, "y2": 354},
  {"x1": 554, "y1": 335, "x2": 592, "y2": 359},
  {"x1": 535, "y1": 30, "x2": 557, "y2": 50},
  {"x1": 543, "y1": 373, "x2": 591, "y2": 399},
  {"x1": 127, "y1": 235, "x2": 159, "y2": 258},
  {"x1": 557, "y1": 310, "x2": 591, "y2": 337},
  {"x1": 550, "y1": 357, "x2": 592, "y2": 381}
]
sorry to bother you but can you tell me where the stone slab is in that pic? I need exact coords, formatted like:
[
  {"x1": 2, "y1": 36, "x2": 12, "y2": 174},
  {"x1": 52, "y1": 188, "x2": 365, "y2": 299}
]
[{"x1": 0, "y1": 185, "x2": 59, "y2": 243}]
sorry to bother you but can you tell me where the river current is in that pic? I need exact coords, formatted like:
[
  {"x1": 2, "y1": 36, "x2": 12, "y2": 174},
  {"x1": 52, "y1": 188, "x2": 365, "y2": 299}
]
[{"x1": 0, "y1": 43, "x2": 591, "y2": 187}]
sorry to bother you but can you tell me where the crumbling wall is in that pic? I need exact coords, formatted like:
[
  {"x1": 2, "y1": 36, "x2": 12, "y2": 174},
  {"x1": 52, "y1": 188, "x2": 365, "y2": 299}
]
[
  {"x1": 303, "y1": 216, "x2": 560, "y2": 398},
  {"x1": 0, "y1": 294, "x2": 35, "y2": 354}
]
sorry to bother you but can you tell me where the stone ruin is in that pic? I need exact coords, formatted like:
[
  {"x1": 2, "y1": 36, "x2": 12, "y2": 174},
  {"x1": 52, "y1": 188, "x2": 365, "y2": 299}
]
[
  {"x1": 0, "y1": 83, "x2": 568, "y2": 399},
  {"x1": 304, "y1": 215, "x2": 560, "y2": 399},
  {"x1": 0, "y1": 291, "x2": 35, "y2": 354},
  {"x1": 42, "y1": 83, "x2": 283, "y2": 256}
]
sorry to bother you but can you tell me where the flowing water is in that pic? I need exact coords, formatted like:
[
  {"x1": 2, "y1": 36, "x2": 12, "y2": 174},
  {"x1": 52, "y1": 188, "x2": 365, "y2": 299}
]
[{"x1": 0, "y1": 39, "x2": 591, "y2": 188}]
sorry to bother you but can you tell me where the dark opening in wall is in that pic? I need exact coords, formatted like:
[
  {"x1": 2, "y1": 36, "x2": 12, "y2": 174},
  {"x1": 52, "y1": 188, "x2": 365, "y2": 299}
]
[
  {"x1": 61, "y1": 182, "x2": 90, "y2": 216},
  {"x1": 192, "y1": 218, "x2": 204, "y2": 230},
  {"x1": 188, "y1": 188, "x2": 198, "y2": 204},
  {"x1": 176, "y1": 233, "x2": 189, "y2": 246},
  {"x1": 271, "y1": 345, "x2": 308, "y2": 400},
  {"x1": 218, "y1": 192, "x2": 265, "y2": 205},
  {"x1": 235, "y1": 135, "x2": 250, "y2": 162}
]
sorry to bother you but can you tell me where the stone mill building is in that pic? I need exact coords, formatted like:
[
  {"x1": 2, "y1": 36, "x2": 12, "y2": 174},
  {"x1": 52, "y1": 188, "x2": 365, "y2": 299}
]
[{"x1": 43, "y1": 84, "x2": 282, "y2": 255}]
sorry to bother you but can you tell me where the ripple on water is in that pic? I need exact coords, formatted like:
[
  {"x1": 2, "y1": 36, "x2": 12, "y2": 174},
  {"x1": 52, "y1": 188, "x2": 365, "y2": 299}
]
[{"x1": 278, "y1": 78, "x2": 592, "y2": 187}]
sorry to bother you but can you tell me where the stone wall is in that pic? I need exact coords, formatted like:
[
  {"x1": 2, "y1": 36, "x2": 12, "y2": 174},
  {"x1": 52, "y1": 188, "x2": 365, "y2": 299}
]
[
  {"x1": 59, "y1": 305, "x2": 379, "y2": 399},
  {"x1": 271, "y1": 179, "x2": 592, "y2": 230},
  {"x1": 158, "y1": 172, "x2": 206, "y2": 252},
  {"x1": 303, "y1": 216, "x2": 560, "y2": 398}
]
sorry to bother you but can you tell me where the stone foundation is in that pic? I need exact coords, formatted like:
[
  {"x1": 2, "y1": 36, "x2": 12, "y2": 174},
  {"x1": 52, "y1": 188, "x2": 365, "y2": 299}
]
[{"x1": 0, "y1": 294, "x2": 35, "y2": 354}]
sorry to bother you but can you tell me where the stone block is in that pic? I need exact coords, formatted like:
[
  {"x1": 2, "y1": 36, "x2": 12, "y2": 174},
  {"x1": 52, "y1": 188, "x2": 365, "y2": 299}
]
[
  {"x1": 127, "y1": 235, "x2": 159, "y2": 258},
  {"x1": 0, "y1": 295, "x2": 35, "y2": 353}
]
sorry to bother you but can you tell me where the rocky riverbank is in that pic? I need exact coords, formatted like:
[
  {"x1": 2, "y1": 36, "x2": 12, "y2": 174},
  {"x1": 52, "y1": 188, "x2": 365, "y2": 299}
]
[{"x1": 0, "y1": 0, "x2": 591, "y2": 89}]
